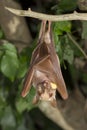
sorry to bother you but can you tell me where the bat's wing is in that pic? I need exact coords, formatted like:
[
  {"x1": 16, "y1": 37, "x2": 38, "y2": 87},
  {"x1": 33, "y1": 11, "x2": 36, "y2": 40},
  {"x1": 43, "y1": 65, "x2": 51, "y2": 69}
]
[
  {"x1": 30, "y1": 21, "x2": 47, "y2": 66},
  {"x1": 54, "y1": 55, "x2": 68, "y2": 99},
  {"x1": 22, "y1": 21, "x2": 68, "y2": 100},
  {"x1": 21, "y1": 31, "x2": 49, "y2": 98},
  {"x1": 48, "y1": 45, "x2": 68, "y2": 99},
  {"x1": 21, "y1": 67, "x2": 34, "y2": 97},
  {"x1": 21, "y1": 46, "x2": 40, "y2": 97},
  {"x1": 48, "y1": 43, "x2": 68, "y2": 99},
  {"x1": 43, "y1": 22, "x2": 68, "y2": 99},
  {"x1": 35, "y1": 54, "x2": 68, "y2": 100},
  {"x1": 30, "y1": 38, "x2": 49, "y2": 67},
  {"x1": 21, "y1": 55, "x2": 50, "y2": 97},
  {"x1": 35, "y1": 55, "x2": 54, "y2": 76}
]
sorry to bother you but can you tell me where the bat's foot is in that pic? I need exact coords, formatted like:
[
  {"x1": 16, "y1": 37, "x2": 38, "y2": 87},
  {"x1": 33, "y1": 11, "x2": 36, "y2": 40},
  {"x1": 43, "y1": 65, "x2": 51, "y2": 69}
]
[{"x1": 39, "y1": 20, "x2": 52, "y2": 44}]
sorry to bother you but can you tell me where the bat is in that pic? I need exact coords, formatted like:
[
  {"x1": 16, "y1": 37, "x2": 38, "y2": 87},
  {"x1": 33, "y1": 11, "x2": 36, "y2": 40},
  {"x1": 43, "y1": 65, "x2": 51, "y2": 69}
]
[{"x1": 21, "y1": 21, "x2": 68, "y2": 106}]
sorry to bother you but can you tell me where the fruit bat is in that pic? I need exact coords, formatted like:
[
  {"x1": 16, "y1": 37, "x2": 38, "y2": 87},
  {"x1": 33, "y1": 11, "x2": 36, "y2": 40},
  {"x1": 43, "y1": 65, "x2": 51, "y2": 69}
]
[{"x1": 21, "y1": 21, "x2": 68, "y2": 106}]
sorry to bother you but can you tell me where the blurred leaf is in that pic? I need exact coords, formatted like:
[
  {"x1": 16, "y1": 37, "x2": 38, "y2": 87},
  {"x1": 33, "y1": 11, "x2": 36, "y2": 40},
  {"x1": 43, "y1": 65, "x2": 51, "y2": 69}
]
[
  {"x1": 0, "y1": 51, "x2": 4, "y2": 60},
  {"x1": 1, "y1": 106, "x2": 16, "y2": 128},
  {"x1": 53, "y1": 32, "x2": 59, "y2": 46},
  {"x1": 61, "y1": 36, "x2": 74, "y2": 64},
  {"x1": 82, "y1": 21, "x2": 87, "y2": 39},
  {"x1": 16, "y1": 87, "x2": 36, "y2": 113},
  {"x1": 58, "y1": 0, "x2": 77, "y2": 12},
  {"x1": 53, "y1": 21, "x2": 72, "y2": 63},
  {"x1": 0, "y1": 42, "x2": 17, "y2": 53},
  {"x1": 0, "y1": 31, "x2": 4, "y2": 39},
  {"x1": 54, "y1": 21, "x2": 71, "y2": 35},
  {"x1": 0, "y1": 43, "x2": 19, "y2": 81},
  {"x1": 55, "y1": 35, "x2": 74, "y2": 64},
  {"x1": 17, "y1": 46, "x2": 34, "y2": 79},
  {"x1": 17, "y1": 124, "x2": 28, "y2": 130},
  {"x1": 26, "y1": 87, "x2": 36, "y2": 111},
  {"x1": 0, "y1": 90, "x2": 7, "y2": 119},
  {"x1": 17, "y1": 55, "x2": 28, "y2": 79},
  {"x1": 68, "y1": 35, "x2": 84, "y2": 57},
  {"x1": 53, "y1": 33, "x2": 63, "y2": 63},
  {"x1": 16, "y1": 98, "x2": 29, "y2": 113},
  {"x1": 0, "y1": 27, "x2": 4, "y2": 39},
  {"x1": 1, "y1": 51, "x2": 19, "y2": 81},
  {"x1": 63, "y1": 44, "x2": 74, "y2": 64},
  {"x1": 81, "y1": 72, "x2": 87, "y2": 84},
  {"x1": 17, "y1": 116, "x2": 35, "y2": 130}
]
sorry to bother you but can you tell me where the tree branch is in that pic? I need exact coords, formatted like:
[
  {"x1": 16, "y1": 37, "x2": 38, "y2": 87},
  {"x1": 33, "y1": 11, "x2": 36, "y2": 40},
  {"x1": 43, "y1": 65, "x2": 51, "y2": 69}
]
[
  {"x1": 67, "y1": 33, "x2": 87, "y2": 59},
  {"x1": 5, "y1": 7, "x2": 87, "y2": 21}
]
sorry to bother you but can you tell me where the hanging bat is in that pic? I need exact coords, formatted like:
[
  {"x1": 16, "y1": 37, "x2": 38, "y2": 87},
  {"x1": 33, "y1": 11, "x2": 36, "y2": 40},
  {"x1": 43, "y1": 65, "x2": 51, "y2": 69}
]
[{"x1": 21, "y1": 21, "x2": 68, "y2": 106}]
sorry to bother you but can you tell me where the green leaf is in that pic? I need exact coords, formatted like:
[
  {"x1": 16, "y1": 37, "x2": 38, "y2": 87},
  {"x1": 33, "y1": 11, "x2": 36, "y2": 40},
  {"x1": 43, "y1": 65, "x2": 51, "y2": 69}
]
[
  {"x1": 0, "y1": 42, "x2": 17, "y2": 53},
  {"x1": 0, "y1": 90, "x2": 7, "y2": 118},
  {"x1": 17, "y1": 117, "x2": 35, "y2": 130},
  {"x1": 17, "y1": 47, "x2": 33, "y2": 78},
  {"x1": 0, "y1": 27, "x2": 4, "y2": 39},
  {"x1": 54, "y1": 21, "x2": 71, "y2": 35},
  {"x1": 53, "y1": 33, "x2": 63, "y2": 63},
  {"x1": 82, "y1": 21, "x2": 87, "y2": 39},
  {"x1": 1, "y1": 106, "x2": 16, "y2": 128},
  {"x1": 16, "y1": 87, "x2": 36, "y2": 113},
  {"x1": 81, "y1": 73, "x2": 87, "y2": 84},
  {"x1": 63, "y1": 44, "x2": 74, "y2": 64},
  {"x1": 17, "y1": 124, "x2": 28, "y2": 130},
  {"x1": 17, "y1": 56, "x2": 28, "y2": 79},
  {"x1": 1, "y1": 50, "x2": 19, "y2": 81},
  {"x1": 17, "y1": 53, "x2": 28, "y2": 79},
  {"x1": 53, "y1": 32, "x2": 59, "y2": 46},
  {"x1": 58, "y1": 0, "x2": 77, "y2": 12},
  {"x1": 56, "y1": 35, "x2": 74, "y2": 64},
  {"x1": 53, "y1": 32, "x2": 74, "y2": 64},
  {"x1": 0, "y1": 42, "x2": 19, "y2": 81},
  {"x1": 0, "y1": 50, "x2": 4, "y2": 58},
  {"x1": 16, "y1": 97, "x2": 29, "y2": 113}
]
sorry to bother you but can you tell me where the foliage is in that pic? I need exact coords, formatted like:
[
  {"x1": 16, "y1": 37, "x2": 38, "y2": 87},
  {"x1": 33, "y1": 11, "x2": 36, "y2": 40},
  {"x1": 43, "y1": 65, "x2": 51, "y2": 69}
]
[
  {"x1": 0, "y1": 43, "x2": 19, "y2": 81},
  {"x1": 82, "y1": 21, "x2": 87, "y2": 39},
  {"x1": 0, "y1": 27, "x2": 4, "y2": 39},
  {"x1": 0, "y1": 0, "x2": 87, "y2": 130},
  {"x1": 53, "y1": 21, "x2": 74, "y2": 64},
  {"x1": 58, "y1": 0, "x2": 77, "y2": 12},
  {"x1": 52, "y1": 0, "x2": 77, "y2": 14}
]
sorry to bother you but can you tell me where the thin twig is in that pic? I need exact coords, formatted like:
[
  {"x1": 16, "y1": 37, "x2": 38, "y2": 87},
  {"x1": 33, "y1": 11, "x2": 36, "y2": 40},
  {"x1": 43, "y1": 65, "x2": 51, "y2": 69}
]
[
  {"x1": 5, "y1": 7, "x2": 87, "y2": 59},
  {"x1": 67, "y1": 33, "x2": 87, "y2": 59},
  {"x1": 5, "y1": 7, "x2": 87, "y2": 21}
]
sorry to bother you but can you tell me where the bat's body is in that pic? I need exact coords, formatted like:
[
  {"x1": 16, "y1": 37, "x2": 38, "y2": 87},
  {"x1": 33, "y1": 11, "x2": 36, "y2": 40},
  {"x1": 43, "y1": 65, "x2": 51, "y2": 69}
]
[{"x1": 21, "y1": 21, "x2": 68, "y2": 106}]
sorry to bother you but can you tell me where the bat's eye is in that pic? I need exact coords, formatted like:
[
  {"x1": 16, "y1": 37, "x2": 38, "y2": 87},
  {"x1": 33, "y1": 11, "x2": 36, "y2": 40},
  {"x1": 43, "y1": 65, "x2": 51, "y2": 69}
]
[
  {"x1": 43, "y1": 80, "x2": 51, "y2": 89},
  {"x1": 43, "y1": 81, "x2": 48, "y2": 87}
]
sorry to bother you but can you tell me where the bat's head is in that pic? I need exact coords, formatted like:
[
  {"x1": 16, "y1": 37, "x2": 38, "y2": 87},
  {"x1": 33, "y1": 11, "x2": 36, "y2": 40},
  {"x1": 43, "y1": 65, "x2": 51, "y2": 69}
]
[{"x1": 33, "y1": 80, "x2": 57, "y2": 106}]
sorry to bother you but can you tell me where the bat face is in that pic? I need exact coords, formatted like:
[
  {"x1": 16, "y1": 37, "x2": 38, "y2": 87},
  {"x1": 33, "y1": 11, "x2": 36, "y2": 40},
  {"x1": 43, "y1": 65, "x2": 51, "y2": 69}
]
[
  {"x1": 32, "y1": 69, "x2": 57, "y2": 105},
  {"x1": 21, "y1": 21, "x2": 68, "y2": 106}
]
